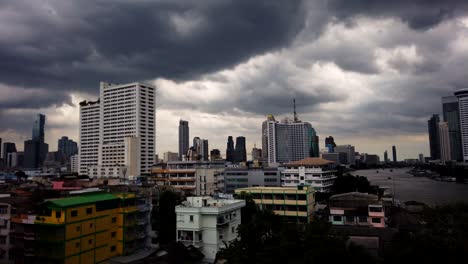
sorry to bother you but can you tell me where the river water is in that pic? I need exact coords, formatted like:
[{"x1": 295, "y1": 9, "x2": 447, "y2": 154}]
[{"x1": 350, "y1": 168, "x2": 468, "y2": 205}]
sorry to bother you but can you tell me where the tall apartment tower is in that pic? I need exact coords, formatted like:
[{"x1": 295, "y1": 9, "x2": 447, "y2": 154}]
[
  {"x1": 179, "y1": 120, "x2": 189, "y2": 160},
  {"x1": 226, "y1": 136, "x2": 235, "y2": 162},
  {"x1": 455, "y1": 89, "x2": 468, "y2": 162},
  {"x1": 428, "y1": 114, "x2": 441, "y2": 160},
  {"x1": 79, "y1": 99, "x2": 100, "y2": 175},
  {"x1": 79, "y1": 82, "x2": 156, "y2": 178},
  {"x1": 58, "y1": 136, "x2": 78, "y2": 158},
  {"x1": 442, "y1": 96, "x2": 463, "y2": 161},
  {"x1": 392, "y1": 145, "x2": 397, "y2": 162},
  {"x1": 262, "y1": 115, "x2": 317, "y2": 166},
  {"x1": 32, "y1": 114, "x2": 45, "y2": 142},
  {"x1": 438, "y1": 122, "x2": 451, "y2": 162},
  {"x1": 235, "y1": 136, "x2": 247, "y2": 162}
]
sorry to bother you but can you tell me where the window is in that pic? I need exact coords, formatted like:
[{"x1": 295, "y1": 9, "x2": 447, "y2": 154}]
[
  {"x1": 232, "y1": 226, "x2": 235, "y2": 233},
  {"x1": 110, "y1": 245, "x2": 116, "y2": 252},
  {"x1": 76, "y1": 226, "x2": 81, "y2": 232},
  {"x1": 346, "y1": 216, "x2": 355, "y2": 223},
  {"x1": 369, "y1": 206, "x2": 382, "y2": 212},
  {"x1": 111, "y1": 232, "x2": 116, "y2": 238},
  {"x1": 333, "y1": 216, "x2": 342, "y2": 222},
  {"x1": 71, "y1": 210, "x2": 78, "y2": 217},
  {"x1": 190, "y1": 215, "x2": 194, "y2": 222},
  {"x1": 219, "y1": 234, "x2": 223, "y2": 239},
  {"x1": 56, "y1": 211, "x2": 61, "y2": 218},
  {"x1": 75, "y1": 242, "x2": 80, "y2": 248},
  {"x1": 359, "y1": 216, "x2": 368, "y2": 223},
  {"x1": 371, "y1": 218, "x2": 381, "y2": 223},
  {"x1": 88, "y1": 239, "x2": 93, "y2": 245},
  {"x1": 86, "y1": 208, "x2": 93, "y2": 215},
  {"x1": 89, "y1": 223, "x2": 94, "y2": 228},
  {"x1": 111, "y1": 217, "x2": 117, "y2": 223}
]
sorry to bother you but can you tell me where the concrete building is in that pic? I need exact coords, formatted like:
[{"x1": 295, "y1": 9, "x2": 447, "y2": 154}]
[
  {"x1": 442, "y1": 96, "x2": 463, "y2": 161},
  {"x1": 321, "y1": 152, "x2": 347, "y2": 165},
  {"x1": 280, "y1": 157, "x2": 337, "y2": 193},
  {"x1": 221, "y1": 167, "x2": 280, "y2": 193},
  {"x1": 360, "y1": 154, "x2": 380, "y2": 166},
  {"x1": 150, "y1": 161, "x2": 225, "y2": 195},
  {"x1": 7, "y1": 151, "x2": 24, "y2": 168},
  {"x1": 179, "y1": 120, "x2": 189, "y2": 160},
  {"x1": 210, "y1": 149, "x2": 222, "y2": 161},
  {"x1": 71, "y1": 154, "x2": 79, "y2": 173},
  {"x1": 328, "y1": 192, "x2": 385, "y2": 228},
  {"x1": 335, "y1": 145, "x2": 355, "y2": 165},
  {"x1": 175, "y1": 197, "x2": 245, "y2": 263},
  {"x1": 23, "y1": 140, "x2": 48, "y2": 169},
  {"x1": 251, "y1": 146, "x2": 262, "y2": 162},
  {"x1": 0, "y1": 202, "x2": 12, "y2": 262},
  {"x1": 439, "y1": 122, "x2": 451, "y2": 162},
  {"x1": 262, "y1": 115, "x2": 318, "y2": 166},
  {"x1": 2, "y1": 142, "x2": 16, "y2": 167},
  {"x1": 454, "y1": 89, "x2": 468, "y2": 162},
  {"x1": 235, "y1": 186, "x2": 315, "y2": 223},
  {"x1": 428, "y1": 114, "x2": 441, "y2": 160},
  {"x1": 163, "y1": 151, "x2": 179, "y2": 162},
  {"x1": 58, "y1": 136, "x2": 78, "y2": 158},
  {"x1": 79, "y1": 82, "x2": 156, "y2": 179}
]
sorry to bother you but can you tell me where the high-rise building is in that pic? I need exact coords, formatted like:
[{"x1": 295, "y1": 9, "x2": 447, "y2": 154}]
[
  {"x1": 226, "y1": 136, "x2": 235, "y2": 162},
  {"x1": 70, "y1": 154, "x2": 79, "y2": 173},
  {"x1": 79, "y1": 99, "x2": 100, "y2": 175},
  {"x1": 384, "y1": 150, "x2": 389, "y2": 163},
  {"x1": 325, "y1": 136, "x2": 336, "y2": 153},
  {"x1": 79, "y1": 82, "x2": 156, "y2": 178},
  {"x1": 23, "y1": 140, "x2": 48, "y2": 168},
  {"x1": 251, "y1": 146, "x2": 262, "y2": 161},
  {"x1": 454, "y1": 89, "x2": 468, "y2": 162},
  {"x1": 438, "y1": 122, "x2": 451, "y2": 162},
  {"x1": 262, "y1": 115, "x2": 318, "y2": 166},
  {"x1": 163, "y1": 151, "x2": 179, "y2": 162},
  {"x1": 442, "y1": 96, "x2": 463, "y2": 161},
  {"x1": 234, "y1": 136, "x2": 246, "y2": 162},
  {"x1": 392, "y1": 145, "x2": 397, "y2": 162},
  {"x1": 428, "y1": 114, "x2": 441, "y2": 160},
  {"x1": 210, "y1": 149, "x2": 221, "y2": 161},
  {"x1": 201, "y1": 139, "x2": 209, "y2": 161},
  {"x1": 335, "y1": 145, "x2": 355, "y2": 165},
  {"x1": 179, "y1": 120, "x2": 189, "y2": 160},
  {"x1": 58, "y1": 136, "x2": 78, "y2": 158},
  {"x1": 2, "y1": 142, "x2": 16, "y2": 166},
  {"x1": 32, "y1": 114, "x2": 45, "y2": 142}
]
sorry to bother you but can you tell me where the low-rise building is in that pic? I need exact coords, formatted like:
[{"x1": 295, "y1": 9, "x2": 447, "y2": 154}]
[
  {"x1": 221, "y1": 167, "x2": 280, "y2": 193},
  {"x1": 235, "y1": 186, "x2": 315, "y2": 223},
  {"x1": 0, "y1": 202, "x2": 12, "y2": 262},
  {"x1": 280, "y1": 157, "x2": 337, "y2": 192},
  {"x1": 328, "y1": 192, "x2": 385, "y2": 228},
  {"x1": 10, "y1": 214, "x2": 36, "y2": 264},
  {"x1": 175, "y1": 197, "x2": 245, "y2": 263}
]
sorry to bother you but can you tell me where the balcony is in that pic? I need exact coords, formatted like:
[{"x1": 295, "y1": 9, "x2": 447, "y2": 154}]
[
  {"x1": 169, "y1": 177, "x2": 195, "y2": 182},
  {"x1": 137, "y1": 204, "x2": 151, "y2": 212}
]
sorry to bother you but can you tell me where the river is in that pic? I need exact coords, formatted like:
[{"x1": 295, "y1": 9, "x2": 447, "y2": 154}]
[{"x1": 350, "y1": 168, "x2": 468, "y2": 205}]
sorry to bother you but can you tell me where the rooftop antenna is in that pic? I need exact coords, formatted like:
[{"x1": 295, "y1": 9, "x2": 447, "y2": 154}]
[{"x1": 293, "y1": 99, "x2": 298, "y2": 122}]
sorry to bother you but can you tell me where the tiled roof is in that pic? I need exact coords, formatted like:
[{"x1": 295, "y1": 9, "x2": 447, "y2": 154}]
[{"x1": 285, "y1": 157, "x2": 335, "y2": 166}]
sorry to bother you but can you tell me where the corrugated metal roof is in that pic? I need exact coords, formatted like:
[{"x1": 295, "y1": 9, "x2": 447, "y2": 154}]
[{"x1": 43, "y1": 193, "x2": 118, "y2": 208}]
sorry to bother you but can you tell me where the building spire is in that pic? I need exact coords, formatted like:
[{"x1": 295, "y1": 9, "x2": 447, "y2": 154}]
[{"x1": 293, "y1": 99, "x2": 298, "y2": 122}]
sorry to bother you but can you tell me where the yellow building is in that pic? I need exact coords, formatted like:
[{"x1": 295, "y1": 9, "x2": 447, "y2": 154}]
[
  {"x1": 35, "y1": 192, "x2": 138, "y2": 264},
  {"x1": 235, "y1": 186, "x2": 315, "y2": 223}
]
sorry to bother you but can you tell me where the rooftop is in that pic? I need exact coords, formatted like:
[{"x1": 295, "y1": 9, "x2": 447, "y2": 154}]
[
  {"x1": 285, "y1": 157, "x2": 335, "y2": 167},
  {"x1": 42, "y1": 193, "x2": 118, "y2": 209}
]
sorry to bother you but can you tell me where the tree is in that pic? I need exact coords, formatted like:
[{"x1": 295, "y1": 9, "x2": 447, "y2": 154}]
[
  {"x1": 233, "y1": 192, "x2": 258, "y2": 224},
  {"x1": 153, "y1": 189, "x2": 183, "y2": 245}
]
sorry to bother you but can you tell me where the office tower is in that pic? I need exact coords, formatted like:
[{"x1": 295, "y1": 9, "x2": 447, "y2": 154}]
[
  {"x1": 32, "y1": 114, "x2": 45, "y2": 142},
  {"x1": 262, "y1": 115, "x2": 318, "y2": 165},
  {"x1": 335, "y1": 145, "x2": 356, "y2": 165},
  {"x1": 442, "y1": 96, "x2": 463, "y2": 161},
  {"x1": 2, "y1": 142, "x2": 16, "y2": 166},
  {"x1": 79, "y1": 82, "x2": 156, "y2": 178},
  {"x1": 179, "y1": 120, "x2": 189, "y2": 160},
  {"x1": 235, "y1": 136, "x2": 247, "y2": 162},
  {"x1": 0, "y1": 138, "x2": 2, "y2": 167},
  {"x1": 428, "y1": 114, "x2": 441, "y2": 160},
  {"x1": 79, "y1": 99, "x2": 100, "y2": 175},
  {"x1": 419, "y1": 153, "x2": 424, "y2": 163},
  {"x1": 210, "y1": 149, "x2": 221, "y2": 161},
  {"x1": 325, "y1": 136, "x2": 336, "y2": 153},
  {"x1": 392, "y1": 145, "x2": 397, "y2": 162},
  {"x1": 226, "y1": 136, "x2": 235, "y2": 162},
  {"x1": 252, "y1": 146, "x2": 262, "y2": 161},
  {"x1": 438, "y1": 122, "x2": 451, "y2": 162},
  {"x1": 163, "y1": 151, "x2": 179, "y2": 162},
  {"x1": 57, "y1": 136, "x2": 78, "y2": 158},
  {"x1": 455, "y1": 89, "x2": 468, "y2": 162},
  {"x1": 384, "y1": 150, "x2": 389, "y2": 163},
  {"x1": 201, "y1": 139, "x2": 209, "y2": 161},
  {"x1": 24, "y1": 140, "x2": 48, "y2": 168}
]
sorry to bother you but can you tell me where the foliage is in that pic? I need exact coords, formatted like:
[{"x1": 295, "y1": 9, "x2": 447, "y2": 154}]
[
  {"x1": 332, "y1": 173, "x2": 380, "y2": 195},
  {"x1": 233, "y1": 192, "x2": 259, "y2": 224}
]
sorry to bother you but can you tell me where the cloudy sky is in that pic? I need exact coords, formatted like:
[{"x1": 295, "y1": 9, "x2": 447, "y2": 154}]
[{"x1": 1, "y1": 0, "x2": 467, "y2": 160}]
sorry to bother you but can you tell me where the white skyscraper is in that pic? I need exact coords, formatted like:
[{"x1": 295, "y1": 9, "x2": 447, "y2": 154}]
[
  {"x1": 438, "y1": 122, "x2": 451, "y2": 162},
  {"x1": 79, "y1": 82, "x2": 156, "y2": 179},
  {"x1": 455, "y1": 88, "x2": 468, "y2": 162},
  {"x1": 79, "y1": 99, "x2": 100, "y2": 175}
]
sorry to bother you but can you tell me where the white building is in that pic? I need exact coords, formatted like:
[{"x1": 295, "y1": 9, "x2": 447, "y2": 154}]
[
  {"x1": 79, "y1": 99, "x2": 100, "y2": 175},
  {"x1": 70, "y1": 154, "x2": 79, "y2": 173},
  {"x1": 281, "y1": 157, "x2": 337, "y2": 192},
  {"x1": 175, "y1": 197, "x2": 245, "y2": 263},
  {"x1": 335, "y1": 145, "x2": 356, "y2": 165},
  {"x1": 438, "y1": 122, "x2": 451, "y2": 162},
  {"x1": 262, "y1": 115, "x2": 319, "y2": 166},
  {"x1": 455, "y1": 88, "x2": 468, "y2": 162},
  {"x1": 79, "y1": 82, "x2": 156, "y2": 179}
]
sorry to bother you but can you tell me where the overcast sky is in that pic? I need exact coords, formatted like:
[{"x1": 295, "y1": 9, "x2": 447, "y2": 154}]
[{"x1": 1, "y1": 0, "x2": 467, "y2": 160}]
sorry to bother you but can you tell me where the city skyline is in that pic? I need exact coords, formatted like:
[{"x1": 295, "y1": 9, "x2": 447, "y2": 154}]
[{"x1": 3, "y1": 1, "x2": 468, "y2": 159}]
